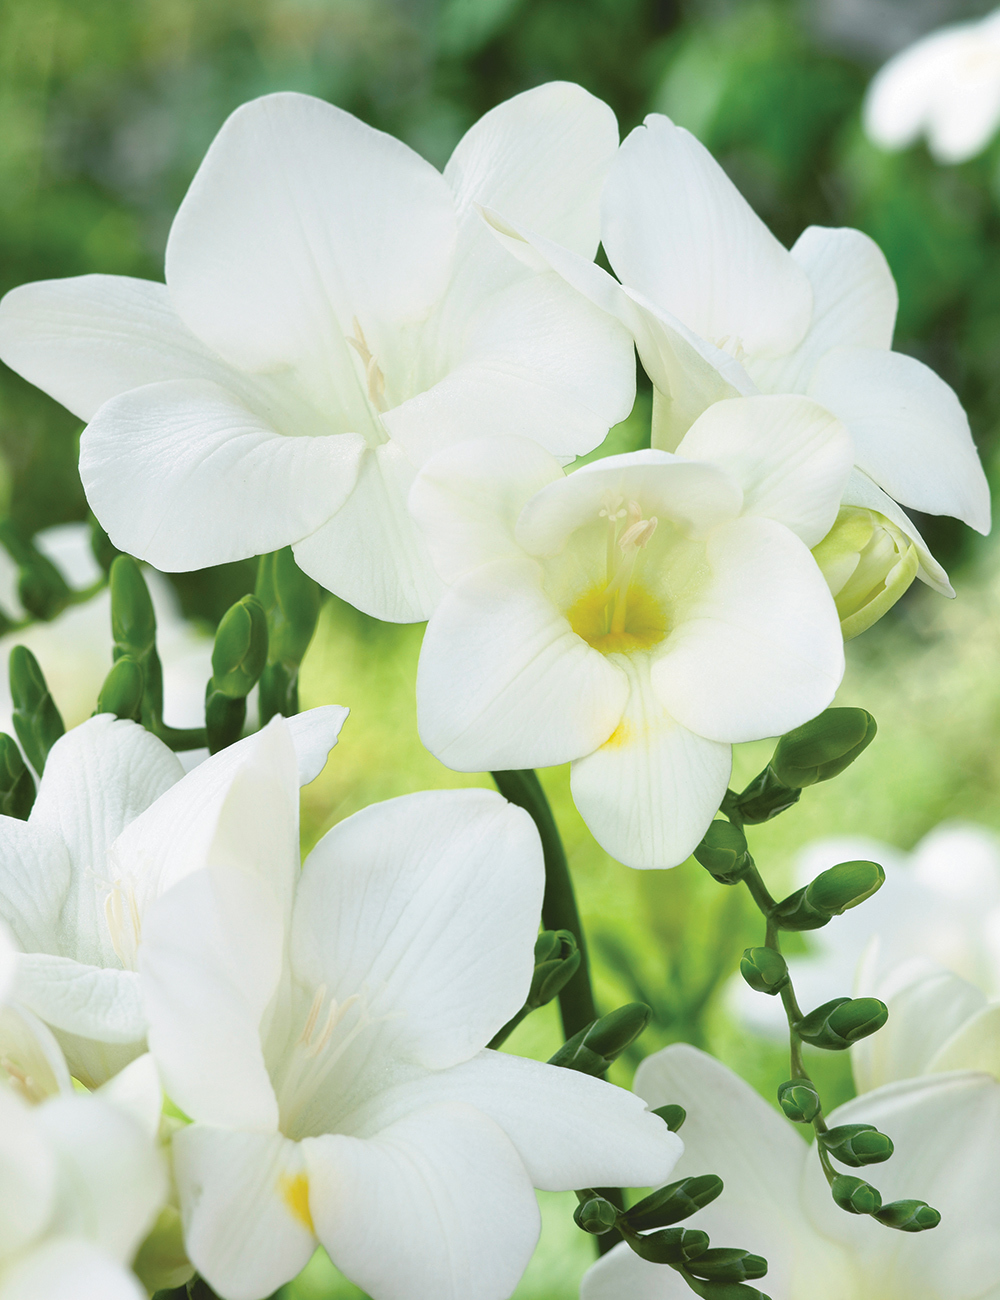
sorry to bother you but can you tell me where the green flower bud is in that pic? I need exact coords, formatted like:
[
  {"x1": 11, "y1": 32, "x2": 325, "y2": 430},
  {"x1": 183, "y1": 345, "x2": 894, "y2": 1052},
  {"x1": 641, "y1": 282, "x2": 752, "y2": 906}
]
[
  {"x1": 96, "y1": 655, "x2": 143, "y2": 722},
  {"x1": 831, "y1": 1175, "x2": 882, "y2": 1215},
  {"x1": 0, "y1": 732, "x2": 34, "y2": 819},
  {"x1": 777, "y1": 1078, "x2": 820, "y2": 1123},
  {"x1": 812, "y1": 505, "x2": 919, "y2": 640},
  {"x1": 794, "y1": 997, "x2": 888, "y2": 1050},
  {"x1": 255, "y1": 548, "x2": 321, "y2": 722},
  {"x1": 821, "y1": 1124, "x2": 894, "y2": 1167},
  {"x1": 695, "y1": 820, "x2": 752, "y2": 883},
  {"x1": 740, "y1": 947, "x2": 788, "y2": 995},
  {"x1": 770, "y1": 708, "x2": 877, "y2": 790},
  {"x1": 733, "y1": 767, "x2": 801, "y2": 825},
  {"x1": 204, "y1": 690, "x2": 247, "y2": 756},
  {"x1": 88, "y1": 513, "x2": 120, "y2": 575},
  {"x1": 652, "y1": 1103, "x2": 686, "y2": 1132},
  {"x1": 548, "y1": 1003, "x2": 651, "y2": 1076},
  {"x1": 623, "y1": 1175, "x2": 724, "y2": 1232},
  {"x1": 573, "y1": 1196, "x2": 618, "y2": 1235},
  {"x1": 528, "y1": 930, "x2": 580, "y2": 1008},
  {"x1": 806, "y1": 860, "x2": 885, "y2": 916},
  {"x1": 626, "y1": 1226, "x2": 710, "y2": 1265},
  {"x1": 0, "y1": 521, "x2": 71, "y2": 621},
  {"x1": 9, "y1": 645, "x2": 64, "y2": 775},
  {"x1": 873, "y1": 1199, "x2": 941, "y2": 1232},
  {"x1": 109, "y1": 556, "x2": 164, "y2": 724},
  {"x1": 211, "y1": 596, "x2": 268, "y2": 700},
  {"x1": 686, "y1": 1247, "x2": 768, "y2": 1283}
]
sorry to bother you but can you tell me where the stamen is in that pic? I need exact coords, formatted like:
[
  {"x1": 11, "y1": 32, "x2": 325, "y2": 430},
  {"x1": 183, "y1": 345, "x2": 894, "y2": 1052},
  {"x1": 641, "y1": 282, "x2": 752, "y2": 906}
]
[
  {"x1": 347, "y1": 318, "x2": 389, "y2": 413},
  {"x1": 104, "y1": 880, "x2": 142, "y2": 971},
  {"x1": 2, "y1": 1056, "x2": 41, "y2": 1104}
]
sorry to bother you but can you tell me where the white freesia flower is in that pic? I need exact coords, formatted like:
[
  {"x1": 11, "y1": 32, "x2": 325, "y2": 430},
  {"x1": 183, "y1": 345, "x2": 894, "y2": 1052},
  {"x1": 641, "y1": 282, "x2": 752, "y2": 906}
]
[
  {"x1": 581, "y1": 1043, "x2": 1000, "y2": 1300},
  {"x1": 864, "y1": 9, "x2": 1000, "y2": 164},
  {"x1": 0, "y1": 86, "x2": 634, "y2": 623},
  {"x1": 410, "y1": 394, "x2": 847, "y2": 869},
  {"x1": 0, "y1": 706, "x2": 347, "y2": 1086},
  {"x1": 485, "y1": 113, "x2": 990, "y2": 610},
  {"x1": 139, "y1": 720, "x2": 681, "y2": 1300}
]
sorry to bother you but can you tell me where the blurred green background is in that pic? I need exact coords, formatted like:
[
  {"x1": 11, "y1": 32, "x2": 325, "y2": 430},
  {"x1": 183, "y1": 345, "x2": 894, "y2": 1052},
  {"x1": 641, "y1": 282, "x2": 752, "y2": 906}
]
[{"x1": 2, "y1": 0, "x2": 1000, "y2": 1295}]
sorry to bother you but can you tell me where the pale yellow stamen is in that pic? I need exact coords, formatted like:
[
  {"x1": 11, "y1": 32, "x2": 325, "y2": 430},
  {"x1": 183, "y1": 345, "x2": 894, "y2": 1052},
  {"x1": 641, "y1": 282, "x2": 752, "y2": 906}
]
[
  {"x1": 347, "y1": 317, "x2": 388, "y2": 412},
  {"x1": 2, "y1": 1056, "x2": 44, "y2": 1105},
  {"x1": 567, "y1": 501, "x2": 666, "y2": 653},
  {"x1": 104, "y1": 879, "x2": 142, "y2": 970}
]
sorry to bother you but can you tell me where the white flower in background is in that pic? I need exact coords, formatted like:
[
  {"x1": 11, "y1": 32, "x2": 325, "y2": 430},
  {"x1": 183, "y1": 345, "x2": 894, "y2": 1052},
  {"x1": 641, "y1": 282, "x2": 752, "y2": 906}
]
[
  {"x1": 139, "y1": 722, "x2": 681, "y2": 1300},
  {"x1": 485, "y1": 113, "x2": 990, "y2": 627},
  {"x1": 864, "y1": 9, "x2": 1000, "y2": 164},
  {"x1": 0, "y1": 85, "x2": 635, "y2": 624},
  {"x1": 732, "y1": 823, "x2": 1000, "y2": 1036},
  {"x1": 411, "y1": 394, "x2": 848, "y2": 869},
  {"x1": 0, "y1": 523, "x2": 212, "y2": 743},
  {"x1": 581, "y1": 1043, "x2": 1000, "y2": 1300},
  {"x1": 0, "y1": 706, "x2": 346, "y2": 1086}
]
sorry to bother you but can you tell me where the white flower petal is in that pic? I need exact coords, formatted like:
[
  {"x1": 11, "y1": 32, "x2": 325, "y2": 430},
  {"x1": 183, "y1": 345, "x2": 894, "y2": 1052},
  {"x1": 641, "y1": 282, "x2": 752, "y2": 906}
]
[
  {"x1": 173, "y1": 1125, "x2": 315, "y2": 1300},
  {"x1": 165, "y1": 92, "x2": 455, "y2": 418},
  {"x1": 652, "y1": 516, "x2": 844, "y2": 743},
  {"x1": 304, "y1": 1101, "x2": 539, "y2": 1300},
  {"x1": 0, "y1": 819, "x2": 70, "y2": 958},
  {"x1": 581, "y1": 1240, "x2": 695, "y2": 1300},
  {"x1": 927, "y1": 65, "x2": 1000, "y2": 163},
  {"x1": 409, "y1": 435, "x2": 564, "y2": 586},
  {"x1": 13, "y1": 956, "x2": 144, "y2": 1046},
  {"x1": 97, "y1": 1052, "x2": 164, "y2": 1137},
  {"x1": 842, "y1": 467, "x2": 953, "y2": 596},
  {"x1": 570, "y1": 655, "x2": 731, "y2": 869},
  {"x1": 285, "y1": 706, "x2": 350, "y2": 785},
  {"x1": 141, "y1": 866, "x2": 282, "y2": 1129},
  {"x1": 0, "y1": 1237, "x2": 145, "y2": 1300},
  {"x1": 292, "y1": 789, "x2": 542, "y2": 1077},
  {"x1": 602, "y1": 114, "x2": 813, "y2": 358},
  {"x1": 926, "y1": 1001, "x2": 1000, "y2": 1080},
  {"x1": 0, "y1": 1002, "x2": 73, "y2": 1100},
  {"x1": 808, "y1": 345, "x2": 991, "y2": 534},
  {"x1": 676, "y1": 394, "x2": 854, "y2": 546},
  {"x1": 80, "y1": 378, "x2": 365, "y2": 572},
  {"x1": 293, "y1": 441, "x2": 443, "y2": 623},
  {"x1": 0, "y1": 1087, "x2": 56, "y2": 1258},
  {"x1": 863, "y1": 25, "x2": 974, "y2": 153},
  {"x1": 416, "y1": 557, "x2": 628, "y2": 771}
]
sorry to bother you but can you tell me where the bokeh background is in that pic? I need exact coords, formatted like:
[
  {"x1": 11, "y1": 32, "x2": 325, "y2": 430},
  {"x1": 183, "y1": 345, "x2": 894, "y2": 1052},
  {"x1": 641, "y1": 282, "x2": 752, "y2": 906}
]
[{"x1": 3, "y1": 0, "x2": 1000, "y2": 1295}]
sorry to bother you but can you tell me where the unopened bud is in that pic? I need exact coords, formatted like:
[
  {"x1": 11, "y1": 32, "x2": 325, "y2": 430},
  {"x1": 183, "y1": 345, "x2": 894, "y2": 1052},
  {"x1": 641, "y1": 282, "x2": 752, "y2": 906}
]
[
  {"x1": 795, "y1": 997, "x2": 888, "y2": 1050},
  {"x1": 873, "y1": 1199, "x2": 941, "y2": 1232},
  {"x1": 626, "y1": 1226, "x2": 709, "y2": 1265},
  {"x1": 110, "y1": 556, "x2": 156, "y2": 659},
  {"x1": 652, "y1": 1104, "x2": 686, "y2": 1132},
  {"x1": 687, "y1": 1248, "x2": 768, "y2": 1284},
  {"x1": 574, "y1": 1195, "x2": 618, "y2": 1235},
  {"x1": 770, "y1": 708, "x2": 876, "y2": 790},
  {"x1": 695, "y1": 820, "x2": 752, "y2": 883},
  {"x1": 831, "y1": 1175, "x2": 882, "y2": 1215},
  {"x1": 0, "y1": 521, "x2": 71, "y2": 621},
  {"x1": 528, "y1": 930, "x2": 580, "y2": 1008},
  {"x1": 623, "y1": 1175, "x2": 724, "y2": 1232},
  {"x1": 812, "y1": 505, "x2": 919, "y2": 640},
  {"x1": 777, "y1": 1078, "x2": 820, "y2": 1123},
  {"x1": 255, "y1": 548, "x2": 321, "y2": 722},
  {"x1": 211, "y1": 596, "x2": 268, "y2": 699},
  {"x1": 806, "y1": 860, "x2": 885, "y2": 916},
  {"x1": 821, "y1": 1124, "x2": 894, "y2": 1168},
  {"x1": 9, "y1": 646, "x2": 64, "y2": 775},
  {"x1": 0, "y1": 732, "x2": 34, "y2": 819},
  {"x1": 740, "y1": 947, "x2": 788, "y2": 995},
  {"x1": 733, "y1": 767, "x2": 801, "y2": 824},
  {"x1": 548, "y1": 1003, "x2": 650, "y2": 1076},
  {"x1": 96, "y1": 655, "x2": 143, "y2": 722}
]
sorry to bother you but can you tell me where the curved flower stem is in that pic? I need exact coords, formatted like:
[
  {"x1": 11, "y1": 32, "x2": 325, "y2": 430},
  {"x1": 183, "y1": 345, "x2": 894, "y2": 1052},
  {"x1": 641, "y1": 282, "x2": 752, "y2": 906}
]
[{"x1": 490, "y1": 769, "x2": 597, "y2": 1039}]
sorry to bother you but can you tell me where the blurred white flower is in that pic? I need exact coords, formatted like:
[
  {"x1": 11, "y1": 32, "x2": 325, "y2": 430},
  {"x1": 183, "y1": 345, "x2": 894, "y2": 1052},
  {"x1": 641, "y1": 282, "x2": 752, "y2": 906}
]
[
  {"x1": 0, "y1": 707, "x2": 346, "y2": 1086},
  {"x1": 0, "y1": 85, "x2": 635, "y2": 623},
  {"x1": 582, "y1": 1043, "x2": 1000, "y2": 1300},
  {"x1": 140, "y1": 720, "x2": 681, "y2": 1300},
  {"x1": 864, "y1": 9, "x2": 1000, "y2": 164},
  {"x1": 411, "y1": 395, "x2": 847, "y2": 869}
]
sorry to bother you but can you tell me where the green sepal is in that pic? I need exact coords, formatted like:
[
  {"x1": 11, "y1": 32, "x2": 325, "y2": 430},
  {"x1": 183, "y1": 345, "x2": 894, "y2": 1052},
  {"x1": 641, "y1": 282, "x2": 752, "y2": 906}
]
[
  {"x1": 820, "y1": 1124, "x2": 894, "y2": 1167},
  {"x1": 625, "y1": 1226, "x2": 710, "y2": 1265},
  {"x1": 622, "y1": 1175, "x2": 724, "y2": 1232},
  {"x1": 740, "y1": 947, "x2": 788, "y2": 995},
  {"x1": 794, "y1": 997, "x2": 888, "y2": 1050},
  {"x1": 652, "y1": 1103, "x2": 686, "y2": 1132},
  {"x1": 573, "y1": 1195, "x2": 618, "y2": 1235},
  {"x1": 0, "y1": 520, "x2": 72, "y2": 621},
  {"x1": 96, "y1": 655, "x2": 144, "y2": 722},
  {"x1": 770, "y1": 708, "x2": 876, "y2": 789},
  {"x1": 777, "y1": 1078, "x2": 820, "y2": 1124},
  {"x1": 732, "y1": 766, "x2": 801, "y2": 825},
  {"x1": 831, "y1": 1174, "x2": 882, "y2": 1215},
  {"x1": 0, "y1": 732, "x2": 35, "y2": 819},
  {"x1": 547, "y1": 1002, "x2": 651, "y2": 1076},
  {"x1": 695, "y1": 819, "x2": 752, "y2": 883},
  {"x1": 210, "y1": 595, "x2": 268, "y2": 700},
  {"x1": 873, "y1": 1199, "x2": 941, "y2": 1232},
  {"x1": 528, "y1": 930, "x2": 580, "y2": 1009},
  {"x1": 686, "y1": 1247, "x2": 768, "y2": 1283},
  {"x1": 9, "y1": 645, "x2": 64, "y2": 774}
]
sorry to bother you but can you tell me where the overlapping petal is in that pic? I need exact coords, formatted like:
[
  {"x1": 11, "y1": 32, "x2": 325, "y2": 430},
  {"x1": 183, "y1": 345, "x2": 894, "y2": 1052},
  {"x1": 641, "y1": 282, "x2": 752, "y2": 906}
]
[{"x1": 0, "y1": 1238, "x2": 146, "y2": 1300}]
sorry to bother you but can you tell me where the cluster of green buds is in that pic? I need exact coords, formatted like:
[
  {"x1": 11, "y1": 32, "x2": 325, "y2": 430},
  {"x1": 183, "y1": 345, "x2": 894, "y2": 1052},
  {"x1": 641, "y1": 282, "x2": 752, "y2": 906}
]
[
  {"x1": 487, "y1": 929, "x2": 582, "y2": 1048},
  {"x1": 204, "y1": 594, "x2": 268, "y2": 752}
]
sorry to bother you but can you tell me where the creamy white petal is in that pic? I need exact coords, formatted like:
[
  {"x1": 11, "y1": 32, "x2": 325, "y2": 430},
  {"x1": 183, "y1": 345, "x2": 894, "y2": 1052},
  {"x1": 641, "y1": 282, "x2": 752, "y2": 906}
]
[
  {"x1": 841, "y1": 467, "x2": 953, "y2": 596},
  {"x1": 416, "y1": 557, "x2": 628, "y2": 771},
  {"x1": 173, "y1": 1125, "x2": 315, "y2": 1300},
  {"x1": 292, "y1": 790, "x2": 542, "y2": 1079},
  {"x1": 0, "y1": 1238, "x2": 145, "y2": 1300},
  {"x1": 0, "y1": 918, "x2": 13, "y2": 1003},
  {"x1": 292, "y1": 440, "x2": 443, "y2": 623},
  {"x1": 927, "y1": 64, "x2": 1000, "y2": 163},
  {"x1": 0, "y1": 819, "x2": 70, "y2": 958},
  {"x1": 80, "y1": 378, "x2": 365, "y2": 572},
  {"x1": 285, "y1": 706, "x2": 351, "y2": 785},
  {"x1": 581, "y1": 1240, "x2": 695, "y2": 1300},
  {"x1": 808, "y1": 345, "x2": 991, "y2": 533},
  {"x1": 409, "y1": 435, "x2": 564, "y2": 585},
  {"x1": 165, "y1": 92, "x2": 455, "y2": 419},
  {"x1": 0, "y1": 1087, "x2": 56, "y2": 1258},
  {"x1": 676, "y1": 394, "x2": 854, "y2": 546},
  {"x1": 97, "y1": 1052, "x2": 163, "y2": 1137},
  {"x1": 864, "y1": 25, "x2": 975, "y2": 152},
  {"x1": 602, "y1": 114, "x2": 813, "y2": 358},
  {"x1": 652, "y1": 516, "x2": 844, "y2": 743},
  {"x1": 0, "y1": 1002, "x2": 72, "y2": 1100},
  {"x1": 304, "y1": 1101, "x2": 539, "y2": 1300},
  {"x1": 927, "y1": 1002, "x2": 1000, "y2": 1079},
  {"x1": 570, "y1": 655, "x2": 731, "y2": 869},
  {"x1": 13, "y1": 957, "x2": 144, "y2": 1046}
]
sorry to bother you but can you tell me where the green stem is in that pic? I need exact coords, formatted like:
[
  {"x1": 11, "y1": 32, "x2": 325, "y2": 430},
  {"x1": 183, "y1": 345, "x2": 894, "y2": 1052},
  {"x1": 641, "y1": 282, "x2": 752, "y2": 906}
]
[{"x1": 490, "y1": 769, "x2": 597, "y2": 1040}]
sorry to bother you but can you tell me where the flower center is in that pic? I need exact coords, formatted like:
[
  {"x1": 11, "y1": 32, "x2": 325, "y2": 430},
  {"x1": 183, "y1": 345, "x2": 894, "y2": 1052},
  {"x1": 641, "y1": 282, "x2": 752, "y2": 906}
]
[
  {"x1": 347, "y1": 318, "x2": 389, "y2": 414},
  {"x1": 567, "y1": 496, "x2": 668, "y2": 654},
  {"x1": 104, "y1": 879, "x2": 142, "y2": 971}
]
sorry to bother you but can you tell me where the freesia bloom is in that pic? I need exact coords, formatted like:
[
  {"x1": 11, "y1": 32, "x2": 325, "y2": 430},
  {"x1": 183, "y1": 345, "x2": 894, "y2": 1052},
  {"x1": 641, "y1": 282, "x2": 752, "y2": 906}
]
[
  {"x1": 411, "y1": 394, "x2": 847, "y2": 868},
  {"x1": 0, "y1": 85, "x2": 634, "y2": 623},
  {"x1": 139, "y1": 721, "x2": 681, "y2": 1300},
  {"x1": 0, "y1": 706, "x2": 346, "y2": 1086},
  {"x1": 864, "y1": 9, "x2": 1000, "y2": 164},
  {"x1": 581, "y1": 1043, "x2": 1000, "y2": 1300},
  {"x1": 486, "y1": 113, "x2": 990, "y2": 630}
]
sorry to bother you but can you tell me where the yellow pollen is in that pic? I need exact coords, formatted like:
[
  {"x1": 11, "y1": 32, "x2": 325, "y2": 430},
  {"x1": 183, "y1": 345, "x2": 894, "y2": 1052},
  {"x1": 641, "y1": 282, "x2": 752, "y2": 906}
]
[
  {"x1": 280, "y1": 1173, "x2": 314, "y2": 1232},
  {"x1": 568, "y1": 583, "x2": 667, "y2": 654}
]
